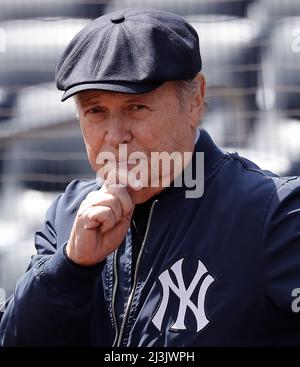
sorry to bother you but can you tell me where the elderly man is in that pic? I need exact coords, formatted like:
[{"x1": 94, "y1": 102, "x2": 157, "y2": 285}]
[{"x1": 1, "y1": 8, "x2": 300, "y2": 347}]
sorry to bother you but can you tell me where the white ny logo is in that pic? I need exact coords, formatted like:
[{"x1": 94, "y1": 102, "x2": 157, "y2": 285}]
[{"x1": 152, "y1": 258, "x2": 214, "y2": 332}]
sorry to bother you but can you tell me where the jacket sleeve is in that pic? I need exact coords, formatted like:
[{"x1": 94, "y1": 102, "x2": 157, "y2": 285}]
[
  {"x1": 262, "y1": 177, "x2": 300, "y2": 319},
  {"x1": 0, "y1": 193, "x2": 103, "y2": 346}
]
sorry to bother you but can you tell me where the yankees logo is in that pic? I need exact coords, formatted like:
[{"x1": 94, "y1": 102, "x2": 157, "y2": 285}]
[{"x1": 152, "y1": 258, "x2": 214, "y2": 332}]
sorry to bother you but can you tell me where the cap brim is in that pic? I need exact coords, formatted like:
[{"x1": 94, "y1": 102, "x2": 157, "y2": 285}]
[{"x1": 61, "y1": 81, "x2": 163, "y2": 101}]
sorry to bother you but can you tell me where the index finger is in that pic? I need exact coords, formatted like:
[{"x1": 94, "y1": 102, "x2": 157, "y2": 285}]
[{"x1": 101, "y1": 183, "x2": 134, "y2": 217}]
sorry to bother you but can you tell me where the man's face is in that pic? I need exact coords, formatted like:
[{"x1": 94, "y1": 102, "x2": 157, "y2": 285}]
[{"x1": 75, "y1": 77, "x2": 205, "y2": 202}]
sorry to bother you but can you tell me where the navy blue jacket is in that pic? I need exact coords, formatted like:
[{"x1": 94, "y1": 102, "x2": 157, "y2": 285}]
[{"x1": 1, "y1": 129, "x2": 300, "y2": 346}]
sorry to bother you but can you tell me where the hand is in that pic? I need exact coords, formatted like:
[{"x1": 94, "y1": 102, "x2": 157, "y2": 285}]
[{"x1": 66, "y1": 184, "x2": 134, "y2": 266}]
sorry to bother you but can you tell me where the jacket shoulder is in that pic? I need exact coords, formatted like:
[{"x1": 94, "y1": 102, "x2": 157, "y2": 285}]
[
  {"x1": 58, "y1": 178, "x2": 99, "y2": 207},
  {"x1": 218, "y1": 152, "x2": 300, "y2": 226},
  {"x1": 64, "y1": 178, "x2": 98, "y2": 197},
  {"x1": 227, "y1": 152, "x2": 297, "y2": 192}
]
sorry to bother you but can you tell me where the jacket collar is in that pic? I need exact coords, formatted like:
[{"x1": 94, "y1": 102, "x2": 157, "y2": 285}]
[
  {"x1": 153, "y1": 128, "x2": 229, "y2": 201},
  {"x1": 94, "y1": 129, "x2": 228, "y2": 200}
]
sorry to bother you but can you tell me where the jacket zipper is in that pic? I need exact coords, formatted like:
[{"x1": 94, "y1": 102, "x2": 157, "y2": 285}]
[
  {"x1": 111, "y1": 248, "x2": 119, "y2": 346},
  {"x1": 113, "y1": 199, "x2": 158, "y2": 347}
]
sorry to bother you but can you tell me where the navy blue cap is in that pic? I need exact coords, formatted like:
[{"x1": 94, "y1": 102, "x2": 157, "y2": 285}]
[{"x1": 56, "y1": 8, "x2": 202, "y2": 101}]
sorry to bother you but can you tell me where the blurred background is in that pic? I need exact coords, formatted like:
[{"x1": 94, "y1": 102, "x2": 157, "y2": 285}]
[{"x1": 0, "y1": 0, "x2": 300, "y2": 299}]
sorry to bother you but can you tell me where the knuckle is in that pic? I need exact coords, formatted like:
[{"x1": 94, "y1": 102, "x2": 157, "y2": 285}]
[
  {"x1": 101, "y1": 192, "x2": 115, "y2": 203},
  {"x1": 80, "y1": 198, "x2": 88, "y2": 207},
  {"x1": 85, "y1": 191, "x2": 95, "y2": 200},
  {"x1": 125, "y1": 199, "x2": 134, "y2": 214}
]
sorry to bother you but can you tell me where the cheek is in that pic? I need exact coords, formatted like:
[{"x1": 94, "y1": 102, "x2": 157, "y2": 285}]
[
  {"x1": 81, "y1": 123, "x2": 105, "y2": 161},
  {"x1": 156, "y1": 117, "x2": 190, "y2": 152},
  {"x1": 131, "y1": 122, "x2": 155, "y2": 148},
  {"x1": 134, "y1": 120, "x2": 173, "y2": 153}
]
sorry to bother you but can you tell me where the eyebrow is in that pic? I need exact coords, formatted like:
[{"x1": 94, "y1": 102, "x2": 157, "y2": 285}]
[
  {"x1": 77, "y1": 98, "x2": 102, "y2": 108},
  {"x1": 123, "y1": 89, "x2": 161, "y2": 104},
  {"x1": 76, "y1": 92, "x2": 156, "y2": 108},
  {"x1": 123, "y1": 95, "x2": 154, "y2": 104}
]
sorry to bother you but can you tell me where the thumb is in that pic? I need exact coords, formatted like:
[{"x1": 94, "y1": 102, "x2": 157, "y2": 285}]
[{"x1": 103, "y1": 212, "x2": 133, "y2": 247}]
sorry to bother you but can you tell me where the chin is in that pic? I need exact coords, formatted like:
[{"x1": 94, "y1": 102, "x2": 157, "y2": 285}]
[{"x1": 128, "y1": 186, "x2": 164, "y2": 205}]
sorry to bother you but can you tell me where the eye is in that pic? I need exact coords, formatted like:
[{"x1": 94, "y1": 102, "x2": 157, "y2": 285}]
[
  {"x1": 83, "y1": 106, "x2": 107, "y2": 120},
  {"x1": 128, "y1": 104, "x2": 150, "y2": 117},
  {"x1": 131, "y1": 105, "x2": 147, "y2": 111},
  {"x1": 87, "y1": 106, "x2": 105, "y2": 115}
]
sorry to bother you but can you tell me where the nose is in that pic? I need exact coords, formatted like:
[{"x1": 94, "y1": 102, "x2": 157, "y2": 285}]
[{"x1": 104, "y1": 116, "x2": 132, "y2": 148}]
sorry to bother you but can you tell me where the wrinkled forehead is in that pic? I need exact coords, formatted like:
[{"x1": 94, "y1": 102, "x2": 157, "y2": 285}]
[
  {"x1": 74, "y1": 90, "x2": 113, "y2": 105},
  {"x1": 74, "y1": 81, "x2": 178, "y2": 107}
]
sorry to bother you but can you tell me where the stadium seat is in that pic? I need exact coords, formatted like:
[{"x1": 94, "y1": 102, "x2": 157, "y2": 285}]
[
  {"x1": 249, "y1": 17, "x2": 300, "y2": 175},
  {"x1": 106, "y1": 0, "x2": 254, "y2": 18},
  {"x1": 260, "y1": 17, "x2": 300, "y2": 119},
  {"x1": 0, "y1": 0, "x2": 108, "y2": 21},
  {"x1": 188, "y1": 15, "x2": 260, "y2": 146},
  {"x1": 248, "y1": 0, "x2": 300, "y2": 22},
  {"x1": 0, "y1": 89, "x2": 16, "y2": 123},
  {"x1": 0, "y1": 18, "x2": 90, "y2": 123},
  {"x1": 1, "y1": 83, "x2": 93, "y2": 192},
  {"x1": 0, "y1": 18, "x2": 90, "y2": 88}
]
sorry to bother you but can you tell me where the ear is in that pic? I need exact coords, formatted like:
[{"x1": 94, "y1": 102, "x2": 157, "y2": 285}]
[
  {"x1": 73, "y1": 96, "x2": 80, "y2": 120},
  {"x1": 188, "y1": 73, "x2": 206, "y2": 128}
]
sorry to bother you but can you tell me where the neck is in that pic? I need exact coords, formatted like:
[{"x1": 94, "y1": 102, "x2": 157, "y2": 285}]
[{"x1": 128, "y1": 186, "x2": 165, "y2": 204}]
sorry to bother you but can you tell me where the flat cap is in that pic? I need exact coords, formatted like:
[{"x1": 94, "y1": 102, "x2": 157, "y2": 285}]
[{"x1": 56, "y1": 8, "x2": 202, "y2": 101}]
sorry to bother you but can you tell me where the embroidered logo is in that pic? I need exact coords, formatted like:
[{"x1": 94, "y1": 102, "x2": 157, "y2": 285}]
[{"x1": 152, "y1": 258, "x2": 214, "y2": 332}]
